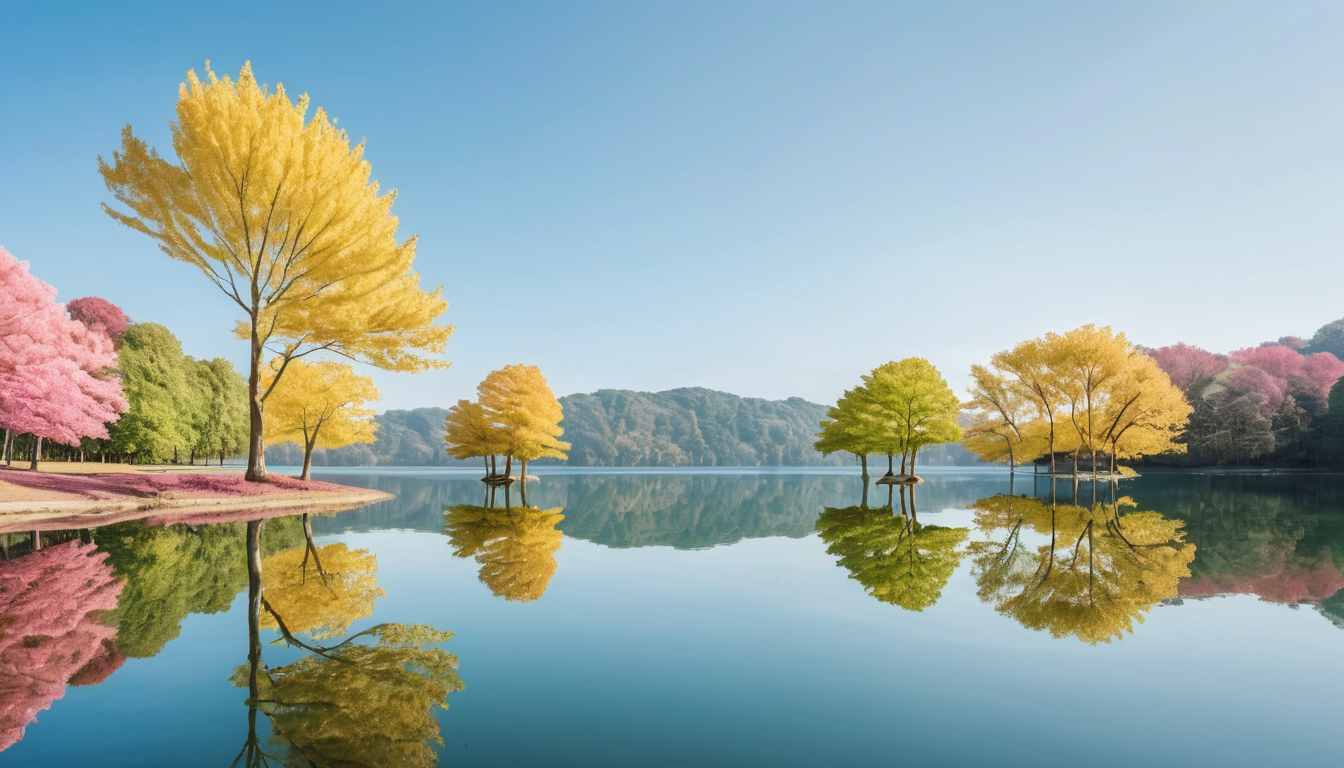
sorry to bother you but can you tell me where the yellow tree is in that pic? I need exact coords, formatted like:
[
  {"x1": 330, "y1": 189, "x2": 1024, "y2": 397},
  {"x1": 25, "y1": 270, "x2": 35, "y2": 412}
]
[
  {"x1": 991, "y1": 336, "x2": 1067, "y2": 475},
  {"x1": 1056, "y1": 326, "x2": 1132, "y2": 476},
  {"x1": 477, "y1": 364, "x2": 570, "y2": 481},
  {"x1": 1100, "y1": 354, "x2": 1191, "y2": 470},
  {"x1": 444, "y1": 399, "x2": 506, "y2": 476},
  {"x1": 99, "y1": 62, "x2": 451, "y2": 481},
  {"x1": 962, "y1": 364, "x2": 1035, "y2": 471},
  {"x1": 263, "y1": 360, "x2": 379, "y2": 480}
]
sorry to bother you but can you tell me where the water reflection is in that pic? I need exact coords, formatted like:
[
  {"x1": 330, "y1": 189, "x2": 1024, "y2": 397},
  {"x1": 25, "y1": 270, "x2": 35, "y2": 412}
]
[
  {"x1": 817, "y1": 485, "x2": 968, "y2": 611},
  {"x1": 0, "y1": 538, "x2": 122, "y2": 750},
  {"x1": 318, "y1": 473, "x2": 856, "y2": 549},
  {"x1": 233, "y1": 517, "x2": 463, "y2": 767},
  {"x1": 2, "y1": 472, "x2": 1344, "y2": 762},
  {"x1": 968, "y1": 484, "x2": 1196, "y2": 643},
  {"x1": 444, "y1": 504, "x2": 565, "y2": 602}
]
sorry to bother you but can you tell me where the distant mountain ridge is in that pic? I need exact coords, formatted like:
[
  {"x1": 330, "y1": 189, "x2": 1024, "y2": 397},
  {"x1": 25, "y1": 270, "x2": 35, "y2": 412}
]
[{"x1": 265, "y1": 386, "x2": 980, "y2": 467}]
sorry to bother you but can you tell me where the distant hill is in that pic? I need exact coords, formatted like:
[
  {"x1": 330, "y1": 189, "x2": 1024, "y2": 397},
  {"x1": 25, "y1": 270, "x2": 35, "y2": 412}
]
[{"x1": 266, "y1": 387, "x2": 980, "y2": 467}]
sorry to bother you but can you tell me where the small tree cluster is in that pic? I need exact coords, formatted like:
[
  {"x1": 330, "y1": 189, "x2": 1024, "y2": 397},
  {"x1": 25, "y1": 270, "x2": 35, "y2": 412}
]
[
  {"x1": 1148, "y1": 334, "x2": 1344, "y2": 465},
  {"x1": 444, "y1": 364, "x2": 570, "y2": 482},
  {"x1": 815, "y1": 358, "x2": 961, "y2": 480},
  {"x1": 963, "y1": 325, "x2": 1190, "y2": 474},
  {"x1": 106, "y1": 323, "x2": 249, "y2": 465}
]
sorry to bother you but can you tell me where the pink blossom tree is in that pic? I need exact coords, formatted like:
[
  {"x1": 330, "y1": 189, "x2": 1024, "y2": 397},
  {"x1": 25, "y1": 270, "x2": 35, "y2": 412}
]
[
  {"x1": 1296, "y1": 352, "x2": 1344, "y2": 401},
  {"x1": 0, "y1": 540, "x2": 124, "y2": 751},
  {"x1": 0, "y1": 248, "x2": 127, "y2": 468},
  {"x1": 66, "y1": 297, "x2": 130, "y2": 346},
  {"x1": 1229, "y1": 344, "x2": 1306, "y2": 381},
  {"x1": 1222, "y1": 364, "x2": 1286, "y2": 414},
  {"x1": 1147, "y1": 343, "x2": 1228, "y2": 393}
]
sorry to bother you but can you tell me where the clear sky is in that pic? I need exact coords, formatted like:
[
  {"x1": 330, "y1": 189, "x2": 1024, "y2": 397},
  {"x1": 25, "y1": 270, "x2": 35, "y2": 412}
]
[{"x1": 3, "y1": 1, "x2": 1342, "y2": 410}]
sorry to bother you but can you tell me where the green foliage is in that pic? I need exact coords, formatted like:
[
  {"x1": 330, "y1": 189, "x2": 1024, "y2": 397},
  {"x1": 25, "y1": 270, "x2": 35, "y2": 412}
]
[
  {"x1": 109, "y1": 323, "x2": 197, "y2": 460},
  {"x1": 98, "y1": 518, "x2": 303, "y2": 657},
  {"x1": 106, "y1": 323, "x2": 248, "y2": 463},
  {"x1": 816, "y1": 500, "x2": 968, "y2": 611},
  {"x1": 1305, "y1": 317, "x2": 1344, "y2": 359},
  {"x1": 233, "y1": 623, "x2": 463, "y2": 768}
]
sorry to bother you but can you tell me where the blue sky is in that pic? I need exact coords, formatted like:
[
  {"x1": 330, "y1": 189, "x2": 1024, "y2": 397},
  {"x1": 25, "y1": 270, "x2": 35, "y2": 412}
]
[{"x1": 3, "y1": 1, "x2": 1342, "y2": 410}]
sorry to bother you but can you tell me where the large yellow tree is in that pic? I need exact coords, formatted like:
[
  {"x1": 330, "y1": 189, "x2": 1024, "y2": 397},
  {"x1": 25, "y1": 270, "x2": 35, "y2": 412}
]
[
  {"x1": 962, "y1": 364, "x2": 1034, "y2": 471},
  {"x1": 1099, "y1": 353, "x2": 1191, "y2": 469},
  {"x1": 1056, "y1": 326, "x2": 1132, "y2": 474},
  {"x1": 263, "y1": 360, "x2": 379, "y2": 480},
  {"x1": 99, "y1": 62, "x2": 451, "y2": 481}
]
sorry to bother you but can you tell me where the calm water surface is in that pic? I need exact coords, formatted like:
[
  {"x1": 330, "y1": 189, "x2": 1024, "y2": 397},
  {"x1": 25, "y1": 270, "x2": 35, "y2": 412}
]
[{"x1": 2, "y1": 468, "x2": 1342, "y2": 767}]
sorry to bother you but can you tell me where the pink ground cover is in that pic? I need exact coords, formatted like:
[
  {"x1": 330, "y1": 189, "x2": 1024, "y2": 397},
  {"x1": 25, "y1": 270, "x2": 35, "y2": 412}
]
[{"x1": 0, "y1": 469, "x2": 347, "y2": 501}]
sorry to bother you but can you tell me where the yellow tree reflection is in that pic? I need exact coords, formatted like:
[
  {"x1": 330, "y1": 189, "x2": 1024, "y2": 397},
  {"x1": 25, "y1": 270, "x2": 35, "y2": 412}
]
[
  {"x1": 233, "y1": 519, "x2": 463, "y2": 768},
  {"x1": 969, "y1": 489, "x2": 1195, "y2": 643},
  {"x1": 444, "y1": 505, "x2": 565, "y2": 602},
  {"x1": 258, "y1": 522, "x2": 383, "y2": 641}
]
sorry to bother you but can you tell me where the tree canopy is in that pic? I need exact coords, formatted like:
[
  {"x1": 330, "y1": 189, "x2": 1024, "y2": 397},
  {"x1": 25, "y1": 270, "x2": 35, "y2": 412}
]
[
  {"x1": 100, "y1": 61, "x2": 450, "y2": 480},
  {"x1": 263, "y1": 360, "x2": 378, "y2": 479}
]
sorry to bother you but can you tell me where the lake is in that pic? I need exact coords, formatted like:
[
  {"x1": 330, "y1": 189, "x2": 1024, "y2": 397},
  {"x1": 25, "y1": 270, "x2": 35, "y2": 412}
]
[{"x1": 2, "y1": 468, "x2": 1341, "y2": 767}]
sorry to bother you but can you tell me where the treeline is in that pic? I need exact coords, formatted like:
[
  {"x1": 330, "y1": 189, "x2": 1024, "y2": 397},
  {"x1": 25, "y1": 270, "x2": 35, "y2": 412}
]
[
  {"x1": 268, "y1": 389, "x2": 982, "y2": 468},
  {"x1": 1145, "y1": 316, "x2": 1344, "y2": 466},
  {"x1": 0, "y1": 250, "x2": 251, "y2": 467}
]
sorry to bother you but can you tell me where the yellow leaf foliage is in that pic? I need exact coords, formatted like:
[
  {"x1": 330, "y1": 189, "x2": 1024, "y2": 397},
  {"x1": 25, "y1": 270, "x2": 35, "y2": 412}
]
[
  {"x1": 443, "y1": 505, "x2": 565, "y2": 601},
  {"x1": 98, "y1": 61, "x2": 451, "y2": 373},
  {"x1": 259, "y1": 542, "x2": 384, "y2": 640},
  {"x1": 263, "y1": 359, "x2": 379, "y2": 451}
]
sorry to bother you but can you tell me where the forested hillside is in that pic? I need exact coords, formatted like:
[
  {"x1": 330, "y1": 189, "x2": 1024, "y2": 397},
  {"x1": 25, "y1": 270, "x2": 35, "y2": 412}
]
[{"x1": 268, "y1": 387, "x2": 979, "y2": 467}]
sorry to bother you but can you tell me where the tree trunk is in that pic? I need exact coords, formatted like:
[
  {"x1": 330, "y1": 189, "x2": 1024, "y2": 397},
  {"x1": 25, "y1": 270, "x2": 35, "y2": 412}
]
[
  {"x1": 504, "y1": 454, "x2": 513, "y2": 479},
  {"x1": 29, "y1": 436, "x2": 42, "y2": 471},
  {"x1": 859, "y1": 453, "x2": 869, "y2": 477},
  {"x1": 899, "y1": 450, "x2": 907, "y2": 476},
  {"x1": 887, "y1": 453, "x2": 894, "y2": 475},
  {"x1": 245, "y1": 323, "x2": 267, "y2": 482},
  {"x1": 301, "y1": 443, "x2": 314, "y2": 481},
  {"x1": 910, "y1": 446, "x2": 919, "y2": 477},
  {"x1": 2, "y1": 429, "x2": 10, "y2": 466}
]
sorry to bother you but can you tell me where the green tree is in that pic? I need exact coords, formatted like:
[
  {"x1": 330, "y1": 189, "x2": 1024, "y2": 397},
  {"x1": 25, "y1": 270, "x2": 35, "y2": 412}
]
[
  {"x1": 1305, "y1": 317, "x2": 1344, "y2": 358},
  {"x1": 108, "y1": 323, "x2": 198, "y2": 462},
  {"x1": 98, "y1": 518, "x2": 304, "y2": 657},
  {"x1": 815, "y1": 386, "x2": 882, "y2": 477},
  {"x1": 860, "y1": 358, "x2": 962, "y2": 478}
]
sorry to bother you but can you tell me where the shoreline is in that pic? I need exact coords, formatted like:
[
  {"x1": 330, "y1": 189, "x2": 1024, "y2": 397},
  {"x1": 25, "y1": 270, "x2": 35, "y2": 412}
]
[{"x1": 0, "y1": 467, "x2": 392, "y2": 532}]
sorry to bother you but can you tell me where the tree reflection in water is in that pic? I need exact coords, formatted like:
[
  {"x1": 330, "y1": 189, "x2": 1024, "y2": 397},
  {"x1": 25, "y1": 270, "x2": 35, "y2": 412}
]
[
  {"x1": 233, "y1": 518, "x2": 463, "y2": 768},
  {"x1": 444, "y1": 484, "x2": 564, "y2": 602},
  {"x1": 969, "y1": 481, "x2": 1195, "y2": 644},
  {"x1": 817, "y1": 484, "x2": 969, "y2": 612}
]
